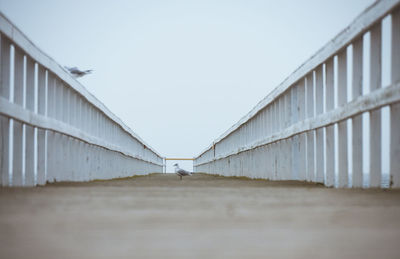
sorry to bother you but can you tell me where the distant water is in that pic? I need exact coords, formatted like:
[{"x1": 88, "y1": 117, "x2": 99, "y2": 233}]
[
  {"x1": 363, "y1": 173, "x2": 390, "y2": 188},
  {"x1": 381, "y1": 173, "x2": 390, "y2": 188},
  {"x1": 335, "y1": 172, "x2": 390, "y2": 188}
]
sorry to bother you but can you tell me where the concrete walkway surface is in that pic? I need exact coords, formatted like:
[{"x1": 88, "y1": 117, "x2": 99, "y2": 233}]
[{"x1": 0, "y1": 173, "x2": 400, "y2": 259}]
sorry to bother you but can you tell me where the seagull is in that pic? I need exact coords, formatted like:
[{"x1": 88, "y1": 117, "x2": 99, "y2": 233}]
[
  {"x1": 173, "y1": 163, "x2": 192, "y2": 180},
  {"x1": 65, "y1": 66, "x2": 93, "y2": 77}
]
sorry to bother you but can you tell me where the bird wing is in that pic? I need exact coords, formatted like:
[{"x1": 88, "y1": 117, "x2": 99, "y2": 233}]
[
  {"x1": 177, "y1": 169, "x2": 190, "y2": 176},
  {"x1": 67, "y1": 67, "x2": 79, "y2": 72},
  {"x1": 65, "y1": 67, "x2": 92, "y2": 77}
]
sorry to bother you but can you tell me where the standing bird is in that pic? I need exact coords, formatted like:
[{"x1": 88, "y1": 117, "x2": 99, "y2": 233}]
[
  {"x1": 173, "y1": 163, "x2": 191, "y2": 180},
  {"x1": 65, "y1": 66, "x2": 93, "y2": 77}
]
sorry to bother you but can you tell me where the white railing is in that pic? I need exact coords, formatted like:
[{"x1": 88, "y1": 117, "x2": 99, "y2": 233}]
[
  {"x1": 194, "y1": 0, "x2": 400, "y2": 188},
  {"x1": 0, "y1": 12, "x2": 163, "y2": 186}
]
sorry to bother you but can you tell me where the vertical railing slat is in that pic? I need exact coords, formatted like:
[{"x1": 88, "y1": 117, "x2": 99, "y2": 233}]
[
  {"x1": 390, "y1": 7, "x2": 400, "y2": 188},
  {"x1": 337, "y1": 49, "x2": 349, "y2": 187},
  {"x1": 315, "y1": 66, "x2": 324, "y2": 183},
  {"x1": 291, "y1": 85, "x2": 299, "y2": 180},
  {"x1": 0, "y1": 35, "x2": 11, "y2": 99},
  {"x1": 0, "y1": 114, "x2": 9, "y2": 186},
  {"x1": 24, "y1": 57, "x2": 36, "y2": 186},
  {"x1": 352, "y1": 37, "x2": 364, "y2": 187},
  {"x1": 47, "y1": 73, "x2": 55, "y2": 183},
  {"x1": 369, "y1": 22, "x2": 382, "y2": 187},
  {"x1": 12, "y1": 48, "x2": 24, "y2": 186},
  {"x1": 306, "y1": 73, "x2": 315, "y2": 182},
  {"x1": 325, "y1": 58, "x2": 335, "y2": 187},
  {"x1": 0, "y1": 34, "x2": 11, "y2": 186},
  {"x1": 13, "y1": 121, "x2": 23, "y2": 186},
  {"x1": 298, "y1": 79, "x2": 307, "y2": 181}
]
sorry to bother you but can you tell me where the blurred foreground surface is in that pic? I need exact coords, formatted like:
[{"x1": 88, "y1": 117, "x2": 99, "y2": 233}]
[{"x1": 0, "y1": 173, "x2": 400, "y2": 259}]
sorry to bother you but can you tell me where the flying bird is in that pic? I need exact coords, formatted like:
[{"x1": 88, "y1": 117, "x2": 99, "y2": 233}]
[
  {"x1": 173, "y1": 163, "x2": 192, "y2": 180},
  {"x1": 65, "y1": 66, "x2": 93, "y2": 77}
]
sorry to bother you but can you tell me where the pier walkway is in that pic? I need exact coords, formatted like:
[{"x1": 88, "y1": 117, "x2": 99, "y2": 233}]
[{"x1": 1, "y1": 173, "x2": 399, "y2": 258}]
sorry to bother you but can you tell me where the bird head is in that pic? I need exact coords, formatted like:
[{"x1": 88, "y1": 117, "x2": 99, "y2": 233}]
[{"x1": 173, "y1": 163, "x2": 179, "y2": 167}]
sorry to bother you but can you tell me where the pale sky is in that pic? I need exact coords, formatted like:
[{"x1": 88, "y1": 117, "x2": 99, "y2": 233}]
[{"x1": 0, "y1": 0, "x2": 375, "y2": 171}]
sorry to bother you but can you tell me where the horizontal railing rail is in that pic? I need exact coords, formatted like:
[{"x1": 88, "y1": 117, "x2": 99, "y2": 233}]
[
  {"x1": 0, "y1": 97, "x2": 160, "y2": 165},
  {"x1": 0, "y1": 12, "x2": 163, "y2": 186},
  {"x1": 195, "y1": 82, "x2": 400, "y2": 165},
  {"x1": 194, "y1": 0, "x2": 400, "y2": 188}
]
